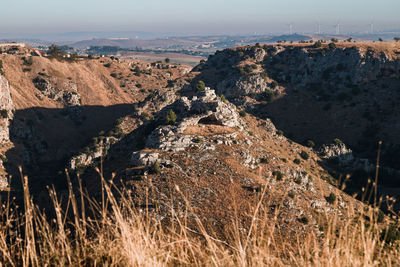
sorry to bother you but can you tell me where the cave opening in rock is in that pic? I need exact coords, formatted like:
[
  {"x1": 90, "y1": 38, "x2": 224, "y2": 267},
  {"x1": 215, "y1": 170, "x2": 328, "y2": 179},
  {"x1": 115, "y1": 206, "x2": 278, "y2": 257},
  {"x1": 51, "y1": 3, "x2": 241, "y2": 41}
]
[{"x1": 198, "y1": 114, "x2": 223, "y2": 125}]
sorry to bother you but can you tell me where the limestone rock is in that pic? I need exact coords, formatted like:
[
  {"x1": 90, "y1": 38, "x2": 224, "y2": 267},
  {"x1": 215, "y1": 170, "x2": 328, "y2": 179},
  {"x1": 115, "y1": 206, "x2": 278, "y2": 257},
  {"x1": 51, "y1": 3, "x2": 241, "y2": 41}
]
[{"x1": 0, "y1": 75, "x2": 15, "y2": 143}]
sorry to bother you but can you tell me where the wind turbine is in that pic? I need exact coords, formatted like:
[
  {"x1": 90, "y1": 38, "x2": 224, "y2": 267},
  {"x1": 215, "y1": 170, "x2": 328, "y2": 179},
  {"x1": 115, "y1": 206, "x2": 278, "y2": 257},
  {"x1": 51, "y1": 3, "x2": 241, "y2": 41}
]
[
  {"x1": 369, "y1": 21, "x2": 374, "y2": 34},
  {"x1": 333, "y1": 21, "x2": 340, "y2": 35},
  {"x1": 287, "y1": 23, "x2": 293, "y2": 35},
  {"x1": 316, "y1": 21, "x2": 322, "y2": 35}
]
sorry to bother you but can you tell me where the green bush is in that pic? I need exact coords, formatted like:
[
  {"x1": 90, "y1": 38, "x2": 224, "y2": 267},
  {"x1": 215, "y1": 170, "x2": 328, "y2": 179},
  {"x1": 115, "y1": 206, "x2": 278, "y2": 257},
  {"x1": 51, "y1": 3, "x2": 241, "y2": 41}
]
[
  {"x1": 325, "y1": 192, "x2": 337, "y2": 204},
  {"x1": 134, "y1": 66, "x2": 141, "y2": 76},
  {"x1": 272, "y1": 171, "x2": 284, "y2": 180},
  {"x1": 300, "y1": 151, "x2": 309, "y2": 160},
  {"x1": 264, "y1": 90, "x2": 275, "y2": 102},
  {"x1": 239, "y1": 110, "x2": 247, "y2": 117},
  {"x1": 150, "y1": 161, "x2": 161, "y2": 175},
  {"x1": 306, "y1": 140, "x2": 315, "y2": 148},
  {"x1": 219, "y1": 94, "x2": 226, "y2": 102},
  {"x1": 196, "y1": 80, "x2": 205, "y2": 92},
  {"x1": 298, "y1": 216, "x2": 309, "y2": 224},
  {"x1": 194, "y1": 137, "x2": 203, "y2": 143},
  {"x1": 22, "y1": 56, "x2": 33, "y2": 66},
  {"x1": 276, "y1": 130, "x2": 283, "y2": 136},
  {"x1": 165, "y1": 110, "x2": 177, "y2": 125},
  {"x1": 333, "y1": 138, "x2": 343, "y2": 145},
  {"x1": 0, "y1": 109, "x2": 8, "y2": 119},
  {"x1": 0, "y1": 60, "x2": 4, "y2": 75},
  {"x1": 314, "y1": 40, "x2": 323, "y2": 48},
  {"x1": 293, "y1": 158, "x2": 301, "y2": 164}
]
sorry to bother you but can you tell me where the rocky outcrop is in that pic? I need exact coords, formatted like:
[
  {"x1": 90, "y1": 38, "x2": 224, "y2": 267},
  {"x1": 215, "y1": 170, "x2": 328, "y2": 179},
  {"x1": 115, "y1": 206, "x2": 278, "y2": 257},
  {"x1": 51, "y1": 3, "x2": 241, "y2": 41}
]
[
  {"x1": 145, "y1": 88, "x2": 244, "y2": 152},
  {"x1": 0, "y1": 75, "x2": 15, "y2": 143},
  {"x1": 266, "y1": 46, "x2": 400, "y2": 87},
  {"x1": 69, "y1": 136, "x2": 118, "y2": 170},
  {"x1": 33, "y1": 76, "x2": 81, "y2": 106}
]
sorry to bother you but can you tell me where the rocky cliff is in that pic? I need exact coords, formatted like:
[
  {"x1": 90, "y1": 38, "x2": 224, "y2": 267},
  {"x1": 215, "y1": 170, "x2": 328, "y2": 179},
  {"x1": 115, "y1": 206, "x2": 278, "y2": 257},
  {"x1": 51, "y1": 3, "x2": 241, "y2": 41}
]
[{"x1": 0, "y1": 75, "x2": 15, "y2": 143}]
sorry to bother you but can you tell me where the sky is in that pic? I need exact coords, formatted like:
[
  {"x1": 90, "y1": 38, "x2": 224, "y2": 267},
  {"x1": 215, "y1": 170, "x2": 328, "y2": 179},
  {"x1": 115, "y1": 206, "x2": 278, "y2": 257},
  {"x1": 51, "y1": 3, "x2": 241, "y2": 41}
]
[{"x1": 0, "y1": 0, "x2": 399, "y2": 37}]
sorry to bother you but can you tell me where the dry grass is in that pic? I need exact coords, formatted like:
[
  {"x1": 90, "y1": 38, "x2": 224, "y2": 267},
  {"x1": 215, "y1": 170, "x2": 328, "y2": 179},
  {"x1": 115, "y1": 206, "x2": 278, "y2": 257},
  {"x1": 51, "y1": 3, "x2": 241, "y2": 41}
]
[{"x1": 0, "y1": 167, "x2": 399, "y2": 267}]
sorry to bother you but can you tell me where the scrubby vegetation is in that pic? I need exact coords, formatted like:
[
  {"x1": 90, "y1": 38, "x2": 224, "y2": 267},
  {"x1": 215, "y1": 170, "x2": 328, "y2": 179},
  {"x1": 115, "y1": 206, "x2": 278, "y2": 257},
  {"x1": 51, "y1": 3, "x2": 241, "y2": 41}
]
[{"x1": 0, "y1": 171, "x2": 399, "y2": 266}]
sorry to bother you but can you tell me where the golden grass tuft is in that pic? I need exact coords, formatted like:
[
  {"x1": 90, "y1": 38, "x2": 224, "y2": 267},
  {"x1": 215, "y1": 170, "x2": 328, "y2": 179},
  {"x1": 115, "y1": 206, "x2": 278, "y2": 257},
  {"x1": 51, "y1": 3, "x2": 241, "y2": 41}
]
[{"x1": 0, "y1": 167, "x2": 399, "y2": 266}]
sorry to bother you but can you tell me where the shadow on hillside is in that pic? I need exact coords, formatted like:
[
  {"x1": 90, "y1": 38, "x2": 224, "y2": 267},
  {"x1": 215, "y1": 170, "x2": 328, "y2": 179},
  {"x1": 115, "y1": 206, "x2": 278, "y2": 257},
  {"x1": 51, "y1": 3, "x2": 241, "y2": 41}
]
[{"x1": 4, "y1": 104, "x2": 134, "y2": 202}]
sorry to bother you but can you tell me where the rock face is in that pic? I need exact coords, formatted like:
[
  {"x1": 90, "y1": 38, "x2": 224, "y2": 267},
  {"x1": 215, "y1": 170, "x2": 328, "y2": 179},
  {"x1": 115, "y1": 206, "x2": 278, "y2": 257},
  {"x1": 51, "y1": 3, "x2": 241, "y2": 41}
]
[
  {"x1": 319, "y1": 143, "x2": 354, "y2": 166},
  {"x1": 33, "y1": 76, "x2": 81, "y2": 106},
  {"x1": 0, "y1": 75, "x2": 15, "y2": 143},
  {"x1": 69, "y1": 136, "x2": 118, "y2": 170},
  {"x1": 265, "y1": 47, "x2": 400, "y2": 87},
  {"x1": 144, "y1": 88, "x2": 244, "y2": 153},
  {"x1": 216, "y1": 74, "x2": 273, "y2": 98},
  {"x1": 204, "y1": 45, "x2": 400, "y2": 100}
]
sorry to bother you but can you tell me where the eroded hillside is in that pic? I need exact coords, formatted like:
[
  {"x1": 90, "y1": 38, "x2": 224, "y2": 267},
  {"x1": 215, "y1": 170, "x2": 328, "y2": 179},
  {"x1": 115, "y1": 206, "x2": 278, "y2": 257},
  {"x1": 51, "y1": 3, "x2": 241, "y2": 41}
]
[
  {"x1": 0, "y1": 43, "x2": 399, "y2": 247},
  {"x1": 191, "y1": 42, "x2": 400, "y2": 207}
]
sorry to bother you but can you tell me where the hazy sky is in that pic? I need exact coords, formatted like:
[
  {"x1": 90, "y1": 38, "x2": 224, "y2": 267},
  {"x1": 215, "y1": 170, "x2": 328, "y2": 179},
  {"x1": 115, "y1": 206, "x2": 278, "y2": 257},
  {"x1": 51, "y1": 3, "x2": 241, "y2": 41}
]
[{"x1": 0, "y1": 0, "x2": 399, "y2": 36}]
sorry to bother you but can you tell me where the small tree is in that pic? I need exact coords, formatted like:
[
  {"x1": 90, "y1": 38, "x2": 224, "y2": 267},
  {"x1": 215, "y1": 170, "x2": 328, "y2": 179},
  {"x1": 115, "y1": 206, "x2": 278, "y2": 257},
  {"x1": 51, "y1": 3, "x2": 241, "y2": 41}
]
[
  {"x1": 306, "y1": 140, "x2": 315, "y2": 148},
  {"x1": 165, "y1": 109, "x2": 177, "y2": 125},
  {"x1": 378, "y1": 38, "x2": 383, "y2": 42},
  {"x1": 165, "y1": 58, "x2": 170, "y2": 63},
  {"x1": 48, "y1": 44, "x2": 63, "y2": 58},
  {"x1": 150, "y1": 161, "x2": 161, "y2": 174},
  {"x1": 195, "y1": 80, "x2": 205, "y2": 92},
  {"x1": 314, "y1": 40, "x2": 323, "y2": 48},
  {"x1": 394, "y1": 37, "x2": 400, "y2": 42},
  {"x1": 300, "y1": 151, "x2": 309, "y2": 160},
  {"x1": 328, "y1": 42, "x2": 336, "y2": 50}
]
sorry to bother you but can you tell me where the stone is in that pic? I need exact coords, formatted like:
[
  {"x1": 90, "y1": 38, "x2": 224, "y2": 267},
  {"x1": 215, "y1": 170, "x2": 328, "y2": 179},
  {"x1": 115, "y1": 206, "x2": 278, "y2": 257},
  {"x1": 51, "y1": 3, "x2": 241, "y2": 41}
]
[{"x1": 131, "y1": 152, "x2": 160, "y2": 166}]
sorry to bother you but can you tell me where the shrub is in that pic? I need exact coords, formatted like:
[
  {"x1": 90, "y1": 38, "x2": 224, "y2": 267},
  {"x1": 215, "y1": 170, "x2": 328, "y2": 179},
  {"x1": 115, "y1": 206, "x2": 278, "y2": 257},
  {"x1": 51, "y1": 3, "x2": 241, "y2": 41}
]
[
  {"x1": 333, "y1": 138, "x2": 343, "y2": 145},
  {"x1": 381, "y1": 224, "x2": 400, "y2": 244},
  {"x1": 294, "y1": 177, "x2": 302, "y2": 184},
  {"x1": 196, "y1": 80, "x2": 205, "y2": 92},
  {"x1": 103, "y1": 63, "x2": 111, "y2": 68},
  {"x1": 165, "y1": 110, "x2": 177, "y2": 125},
  {"x1": 325, "y1": 192, "x2": 337, "y2": 204},
  {"x1": 276, "y1": 130, "x2": 283, "y2": 136},
  {"x1": 293, "y1": 158, "x2": 301, "y2": 164},
  {"x1": 300, "y1": 151, "x2": 309, "y2": 160},
  {"x1": 0, "y1": 154, "x2": 8, "y2": 163},
  {"x1": 194, "y1": 137, "x2": 203, "y2": 143},
  {"x1": 22, "y1": 56, "x2": 33, "y2": 66},
  {"x1": 298, "y1": 216, "x2": 309, "y2": 224},
  {"x1": 0, "y1": 109, "x2": 8, "y2": 119},
  {"x1": 219, "y1": 94, "x2": 226, "y2": 102},
  {"x1": 150, "y1": 161, "x2": 161, "y2": 174},
  {"x1": 270, "y1": 81, "x2": 278, "y2": 89},
  {"x1": 306, "y1": 140, "x2": 315, "y2": 148},
  {"x1": 134, "y1": 66, "x2": 141, "y2": 76},
  {"x1": 328, "y1": 42, "x2": 336, "y2": 50},
  {"x1": 165, "y1": 58, "x2": 170, "y2": 63},
  {"x1": 0, "y1": 60, "x2": 4, "y2": 75},
  {"x1": 47, "y1": 44, "x2": 63, "y2": 58},
  {"x1": 272, "y1": 171, "x2": 284, "y2": 180},
  {"x1": 288, "y1": 191, "x2": 295, "y2": 199},
  {"x1": 314, "y1": 40, "x2": 323, "y2": 48},
  {"x1": 239, "y1": 110, "x2": 247, "y2": 117},
  {"x1": 264, "y1": 90, "x2": 274, "y2": 102},
  {"x1": 260, "y1": 158, "x2": 268, "y2": 164},
  {"x1": 248, "y1": 131, "x2": 254, "y2": 136}
]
